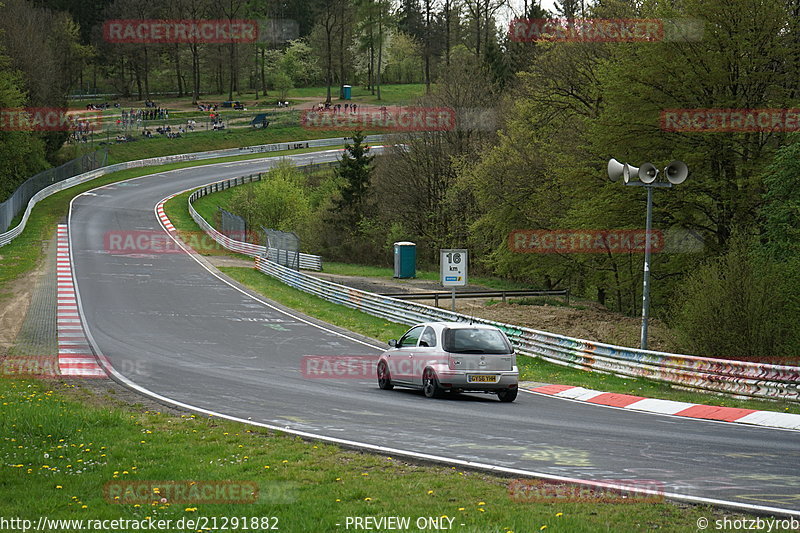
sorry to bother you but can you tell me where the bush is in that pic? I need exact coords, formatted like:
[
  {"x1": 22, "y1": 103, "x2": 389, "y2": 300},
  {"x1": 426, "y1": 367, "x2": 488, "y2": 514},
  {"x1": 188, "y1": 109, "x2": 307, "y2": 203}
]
[
  {"x1": 228, "y1": 160, "x2": 311, "y2": 246},
  {"x1": 671, "y1": 233, "x2": 799, "y2": 360}
]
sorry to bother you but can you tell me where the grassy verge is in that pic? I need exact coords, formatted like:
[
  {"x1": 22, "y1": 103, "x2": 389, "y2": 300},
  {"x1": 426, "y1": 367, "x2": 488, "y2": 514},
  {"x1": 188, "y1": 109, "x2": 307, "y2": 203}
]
[
  {"x1": 103, "y1": 126, "x2": 354, "y2": 165},
  {"x1": 0, "y1": 378, "x2": 732, "y2": 531}
]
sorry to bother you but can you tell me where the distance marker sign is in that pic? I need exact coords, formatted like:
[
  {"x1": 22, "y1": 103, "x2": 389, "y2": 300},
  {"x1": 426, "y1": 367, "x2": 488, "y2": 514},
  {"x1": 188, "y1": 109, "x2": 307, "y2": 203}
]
[{"x1": 440, "y1": 249, "x2": 468, "y2": 287}]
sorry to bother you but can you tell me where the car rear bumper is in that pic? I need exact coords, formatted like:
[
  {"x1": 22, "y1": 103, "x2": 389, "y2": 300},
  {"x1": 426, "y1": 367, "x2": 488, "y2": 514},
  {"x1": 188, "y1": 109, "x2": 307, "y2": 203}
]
[{"x1": 437, "y1": 370, "x2": 519, "y2": 392}]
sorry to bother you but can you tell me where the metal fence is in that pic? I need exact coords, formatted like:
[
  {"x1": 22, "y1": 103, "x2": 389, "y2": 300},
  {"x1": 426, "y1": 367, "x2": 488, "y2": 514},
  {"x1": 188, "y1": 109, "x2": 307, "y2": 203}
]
[
  {"x1": 253, "y1": 256, "x2": 800, "y2": 402},
  {"x1": 0, "y1": 150, "x2": 107, "y2": 233},
  {"x1": 219, "y1": 208, "x2": 247, "y2": 240},
  {"x1": 187, "y1": 173, "x2": 323, "y2": 271},
  {"x1": 263, "y1": 228, "x2": 300, "y2": 270}
]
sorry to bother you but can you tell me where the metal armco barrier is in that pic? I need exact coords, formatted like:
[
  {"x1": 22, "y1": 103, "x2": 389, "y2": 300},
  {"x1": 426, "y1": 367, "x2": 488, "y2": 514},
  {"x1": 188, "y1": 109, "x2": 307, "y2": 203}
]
[
  {"x1": 253, "y1": 256, "x2": 800, "y2": 402},
  {"x1": 0, "y1": 135, "x2": 389, "y2": 248},
  {"x1": 188, "y1": 173, "x2": 324, "y2": 271}
]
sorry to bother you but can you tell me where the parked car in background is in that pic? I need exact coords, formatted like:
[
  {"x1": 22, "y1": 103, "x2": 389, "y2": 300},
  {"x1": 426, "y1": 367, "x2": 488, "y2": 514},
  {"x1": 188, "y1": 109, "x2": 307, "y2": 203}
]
[{"x1": 377, "y1": 322, "x2": 519, "y2": 402}]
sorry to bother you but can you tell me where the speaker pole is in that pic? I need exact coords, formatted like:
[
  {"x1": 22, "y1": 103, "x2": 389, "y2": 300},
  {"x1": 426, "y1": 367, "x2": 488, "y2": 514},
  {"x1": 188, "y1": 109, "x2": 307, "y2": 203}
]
[{"x1": 640, "y1": 185, "x2": 654, "y2": 351}]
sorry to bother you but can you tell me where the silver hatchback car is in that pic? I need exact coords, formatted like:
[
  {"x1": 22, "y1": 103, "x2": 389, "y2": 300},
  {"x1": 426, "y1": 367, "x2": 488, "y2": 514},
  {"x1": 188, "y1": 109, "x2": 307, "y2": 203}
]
[{"x1": 377, "y1": 322, "x2": 519, "y2": 402}]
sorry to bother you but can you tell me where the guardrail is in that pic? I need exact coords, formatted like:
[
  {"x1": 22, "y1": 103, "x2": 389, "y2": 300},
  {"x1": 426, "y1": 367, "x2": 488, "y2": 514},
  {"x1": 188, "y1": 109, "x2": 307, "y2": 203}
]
[
  {"x1": 380, "y1": 289, "x2": 570, "y2": 307},
  {"x1": 187, "y1": 173, "x2": 324, "y2": 271},
  {"x1": 253, "y1": 256, "x2": 800, "y2": 402},
  {"x1": 0, "y1": 135, "x2": 389, "y2": 248}
]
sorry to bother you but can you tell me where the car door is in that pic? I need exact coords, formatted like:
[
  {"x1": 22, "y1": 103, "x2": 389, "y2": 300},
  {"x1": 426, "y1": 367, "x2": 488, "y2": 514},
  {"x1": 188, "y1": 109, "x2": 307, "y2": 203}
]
[
  {"x1": 389, "y1": 325, "x2": 424, "y2": 385},
  {"x1": 410, "y1": 326, "x2": 440, "y2": 386}
]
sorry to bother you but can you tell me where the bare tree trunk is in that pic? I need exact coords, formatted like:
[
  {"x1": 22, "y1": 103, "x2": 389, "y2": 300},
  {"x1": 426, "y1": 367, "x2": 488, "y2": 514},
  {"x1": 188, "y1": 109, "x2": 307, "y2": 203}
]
[
  {"x1": 368, "y1": 26, "x2": 374, "y2": 93},
  {"x1": 174, "y1": 44, "x2": 184, "y2": 97},
  {"x1": 260, "y1": 47, "x2": 268, "y2": 97},
  {"x1": 228, "y1": 43, "x2": 235, "y2": 100},
  {"x1": 143, "y1": 48, "x2": 150, "y2": 97},
  {"x1": 444, "y1": 0, "x2": 451, "y2": 65},
  {"x1": 339, "y1": 8, "x2": 346, "y2": 99},
  {"x1": 424, "y1": 0, "x2": 431, "y2": 93},
  {"x1": 253, "y1": 45, "x2": 259, "y2": 99},
  {"x1": 325, "y1": 22, "x2": 333, "y2": 103},
  {"x1": 191, "y1": 44, "x2": 200, "y2": 105},
  {"x1": 377, "y1": 5, "x2": 383, "y2": 100}
]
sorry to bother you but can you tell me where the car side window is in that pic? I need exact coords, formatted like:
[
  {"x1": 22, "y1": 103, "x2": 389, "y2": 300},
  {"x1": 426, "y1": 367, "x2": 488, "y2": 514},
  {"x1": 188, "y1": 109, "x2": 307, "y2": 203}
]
[
  {"x1": 398, "y1": 326, "x2": 424, "y2": 348},
  {"x1": 419, "y1": 327, "x2": 437, "y2": 348}
]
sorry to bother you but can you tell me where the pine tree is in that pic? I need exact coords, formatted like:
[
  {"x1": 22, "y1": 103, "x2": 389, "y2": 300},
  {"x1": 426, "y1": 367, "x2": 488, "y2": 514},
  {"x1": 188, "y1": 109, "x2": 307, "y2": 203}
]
[{"x1": 333, "y1": 131, "x2": 375, "y2": 227}]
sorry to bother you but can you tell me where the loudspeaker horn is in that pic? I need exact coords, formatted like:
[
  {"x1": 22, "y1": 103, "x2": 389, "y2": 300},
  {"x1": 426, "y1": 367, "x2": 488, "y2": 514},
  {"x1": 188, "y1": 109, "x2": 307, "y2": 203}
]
[
  {"x1": 638, "y1": 162, "x2": 659, "y2": 184},
  {"x1": 623, "y1": 163, "x2": 639, "y2": 184},
  {"x1": 607, "y1": 158, "x2": 625, "y2": 182},
  {"x1": 664, "y1": 160, "x2": 688, "y2": 184}
]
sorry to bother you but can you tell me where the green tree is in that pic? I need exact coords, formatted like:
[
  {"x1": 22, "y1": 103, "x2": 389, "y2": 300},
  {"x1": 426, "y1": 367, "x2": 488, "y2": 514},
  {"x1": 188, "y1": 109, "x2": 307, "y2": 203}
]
[
  {"x1": 229, "y1": 161, "x2": 311, "y2": 238},
  {"x1": 0, "y1": 44, "x2": 48, "y2": 204},
  {"x1": 333, "y1": 131, "x2": 374, "y2": 227},
  {"x1": 281, "y1": 39, "x2": 321, "y2": 87},
  {"x1": 761, "y1": 135, "x2": 800, "y2": 261},
  {"x1": 271, "y1": 71, "x2": 294, "y2": 101}
]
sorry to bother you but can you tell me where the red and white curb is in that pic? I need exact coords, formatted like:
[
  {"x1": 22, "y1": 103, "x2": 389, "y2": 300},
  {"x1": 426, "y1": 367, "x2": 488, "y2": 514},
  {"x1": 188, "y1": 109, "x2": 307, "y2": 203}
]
[
  {"x1": 57, "y1": 224, "x2": 106, "y2": 378},
  {"x1": 525, "y1": 383, "x2": 800, "y2": 430},
  {"x1": 156, "y1": 197, "x2": 176, "y2": 232}
]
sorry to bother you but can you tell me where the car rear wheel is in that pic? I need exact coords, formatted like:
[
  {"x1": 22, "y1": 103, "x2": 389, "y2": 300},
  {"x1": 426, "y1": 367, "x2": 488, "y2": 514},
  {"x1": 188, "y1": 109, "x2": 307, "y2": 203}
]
[
  {"x1": 497, "y1": 388, "x2": 518, "y2": 403},
  {"x1": 377, "y1": 362, "x2": 393, "y2": 390},
  {"x1": 422, "y1": 369, "x2": 444, "y2": 398}
]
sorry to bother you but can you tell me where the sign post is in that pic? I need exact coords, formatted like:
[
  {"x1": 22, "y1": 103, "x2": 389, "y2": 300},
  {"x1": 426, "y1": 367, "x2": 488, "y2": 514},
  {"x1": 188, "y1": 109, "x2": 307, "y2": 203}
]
[{"x1": 440, "y1": 249, "x2": 468, "y2": 311}]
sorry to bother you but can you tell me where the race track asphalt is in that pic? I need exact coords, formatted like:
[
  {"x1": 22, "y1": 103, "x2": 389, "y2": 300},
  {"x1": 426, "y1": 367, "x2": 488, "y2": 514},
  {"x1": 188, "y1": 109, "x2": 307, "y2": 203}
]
[{"x1": 68, "y1": 149, "x2": 800, "y2": 516}]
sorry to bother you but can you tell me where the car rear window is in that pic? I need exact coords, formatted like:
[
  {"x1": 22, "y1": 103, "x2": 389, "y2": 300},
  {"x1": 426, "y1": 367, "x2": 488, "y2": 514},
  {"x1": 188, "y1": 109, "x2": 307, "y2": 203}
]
[{"x1": 443, "y1": 328, "x2": 512, "y2": 354}]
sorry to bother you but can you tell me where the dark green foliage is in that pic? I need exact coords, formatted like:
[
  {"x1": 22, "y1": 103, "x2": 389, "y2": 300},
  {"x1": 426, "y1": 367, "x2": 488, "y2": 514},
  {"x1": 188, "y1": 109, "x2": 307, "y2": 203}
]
[
  {"x1": 332, "y1": 131, "x2": 374, "y2": 226},
  {"x1": 671, "y1": 233, "x2": 800, "y2": 360}
]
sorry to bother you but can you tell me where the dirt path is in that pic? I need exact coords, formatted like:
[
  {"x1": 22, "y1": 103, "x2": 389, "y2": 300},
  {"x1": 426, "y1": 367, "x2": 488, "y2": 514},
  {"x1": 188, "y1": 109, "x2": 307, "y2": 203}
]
[{"x1": 0, "y1": 274, "x2": 35, "y2": 356}]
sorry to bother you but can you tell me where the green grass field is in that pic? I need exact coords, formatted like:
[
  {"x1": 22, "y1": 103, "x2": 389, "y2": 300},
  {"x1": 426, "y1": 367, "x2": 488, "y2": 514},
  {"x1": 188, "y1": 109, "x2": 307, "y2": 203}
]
[{"x1": 0, "y1": 378, "x2": 735, "y2": 532}]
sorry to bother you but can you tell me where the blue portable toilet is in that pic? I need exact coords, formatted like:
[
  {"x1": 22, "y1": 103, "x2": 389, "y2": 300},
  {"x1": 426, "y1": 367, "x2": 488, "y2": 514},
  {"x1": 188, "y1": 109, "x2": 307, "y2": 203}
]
[
  {"x1": 342, "y1": 85, "x2": 352, "y2": 100},
  {"x1": 393, "y1": 242, "x2": 416, "y2": 278}
]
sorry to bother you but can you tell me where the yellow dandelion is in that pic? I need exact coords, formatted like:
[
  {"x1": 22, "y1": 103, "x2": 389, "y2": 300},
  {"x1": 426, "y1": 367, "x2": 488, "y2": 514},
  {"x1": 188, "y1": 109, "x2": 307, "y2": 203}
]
[
  {"x1": 458, "y1": 508, "x2": 465, "y2": 511},
  {"x1": 427, "y1": 490, "x2": 434, "y2": 495},
  {"x1": 364, "y1": 497, "x2": 372, "y2": 501},
  {"x1": 556, "y1": 513, "x2": 563, "y2": 517},
  {"x1": 55, "y1": 485, "x2": 62, "y2": 489}
]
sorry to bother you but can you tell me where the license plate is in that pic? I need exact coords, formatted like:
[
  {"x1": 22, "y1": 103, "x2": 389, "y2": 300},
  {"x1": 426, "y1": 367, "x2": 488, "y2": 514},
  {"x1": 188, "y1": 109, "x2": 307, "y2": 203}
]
[{"x1": 468, "y1": 374, "x2": 499, "y2": 383}]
